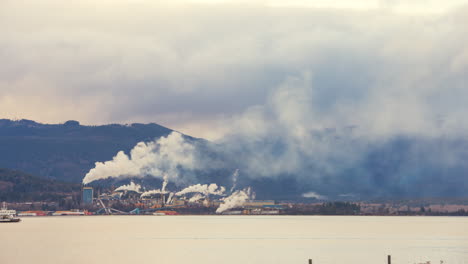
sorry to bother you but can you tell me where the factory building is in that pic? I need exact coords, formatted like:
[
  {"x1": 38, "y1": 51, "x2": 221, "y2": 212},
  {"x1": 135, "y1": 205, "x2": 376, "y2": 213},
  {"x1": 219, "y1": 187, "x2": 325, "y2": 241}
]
[{"x1": 82, "y1": 187, "x2": 94, "y2": 205}]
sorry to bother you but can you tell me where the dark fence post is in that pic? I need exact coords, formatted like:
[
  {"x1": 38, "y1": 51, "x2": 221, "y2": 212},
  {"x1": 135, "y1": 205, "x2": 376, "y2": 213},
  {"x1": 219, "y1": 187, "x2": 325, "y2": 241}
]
[{"x1": 388, "y1": 255, "x2": 391, "y2": 264}]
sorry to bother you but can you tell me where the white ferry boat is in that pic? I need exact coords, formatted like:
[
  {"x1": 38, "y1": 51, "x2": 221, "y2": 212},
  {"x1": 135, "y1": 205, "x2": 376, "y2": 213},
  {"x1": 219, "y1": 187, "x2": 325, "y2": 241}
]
[{"x1": 0, "y1": 202, "x2": 21, "y2": 223}]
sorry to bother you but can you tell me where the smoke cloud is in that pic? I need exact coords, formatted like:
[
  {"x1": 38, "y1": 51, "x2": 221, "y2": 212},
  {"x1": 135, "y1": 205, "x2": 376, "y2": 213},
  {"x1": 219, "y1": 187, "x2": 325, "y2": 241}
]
[
  {"x1": 176, "y1": 183, "x2": 226, "y2": 196},
  {"x1": 161, "y1": 174, "x2": 169, "y2": 193},
  {"x1": 216, "y1": 190, "x2": 250, "y2": 214},
  {"x1": 140, "y1": 189, "x2": 168, "y2": 198},
  {"x1": 83, "y1": 132, "x2": 197, "y2": 185},
  {"x1": 81, "y1": 74, "x2": 468, "y2": 199},
  {"x1": 140, "y1": 174, "x2": 172, "y2": 198},
  {"x1": 302, "y1": 192, "x2": 327, "y2": 200},
  {"x1": 230, "y1": 169, "x2": 239, "y2": 193},
  {"x1": 166, "y1": 193, "x2": 175, "y2": 204},
  {"x1": 114, "y1": 182, "x2": 142, "y2": 193},
  {"x1": 188, "y1": 193, "x2": 205, "y2": 203}
]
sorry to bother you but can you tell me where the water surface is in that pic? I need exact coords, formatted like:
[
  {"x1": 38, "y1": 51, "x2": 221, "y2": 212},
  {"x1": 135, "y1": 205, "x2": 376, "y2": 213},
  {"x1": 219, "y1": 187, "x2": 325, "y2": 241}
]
[{"x1": 1, "y1": 216, "x2": 467, "y2": 264}]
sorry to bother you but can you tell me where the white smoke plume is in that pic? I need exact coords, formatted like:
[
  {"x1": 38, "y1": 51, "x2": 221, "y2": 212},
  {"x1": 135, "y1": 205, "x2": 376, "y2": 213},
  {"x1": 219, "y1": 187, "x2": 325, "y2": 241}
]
[
  {"x1": 140, "y1": 189, "x2": 168, "y2": 198},
  {"x1": 166, "y1": 192, "x2": 175, "y2": 204},
  {"x1": 244, "y1": 186, "x2": 256, "y2": 200},
  {"x1": 188, "y1": 193, "x2": 205, "y2": 203},
  {"x1": 216, "y1": 189, "x2": 250, "y2": 214},
  {"x1": 82, "y1": 132, "x2": 196, "y2": 185},
  {"x1": 161, "y1": 174, "x2": 169, "y2": 193},
  {"x1": 175, "y1": 183, "x2": 226, "y2": 196},
  {"x1": 302, "y1": 191, "x2": 327, "y2": 200},
  {"x1": 140, "y1": 175, "x2": 171, "y2": 198},
  {"x1": 114, "y1": 182, "x2": 142, "y2": 193},
  {"x1": 230, "y1": 169, "x2": 239, "y2": 193}
]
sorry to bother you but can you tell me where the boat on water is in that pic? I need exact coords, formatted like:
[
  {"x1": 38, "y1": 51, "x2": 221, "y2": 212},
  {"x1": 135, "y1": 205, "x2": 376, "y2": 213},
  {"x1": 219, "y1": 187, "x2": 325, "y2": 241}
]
[{"x1": 0, "y1": 202, "x2": 21, "y2": 223}]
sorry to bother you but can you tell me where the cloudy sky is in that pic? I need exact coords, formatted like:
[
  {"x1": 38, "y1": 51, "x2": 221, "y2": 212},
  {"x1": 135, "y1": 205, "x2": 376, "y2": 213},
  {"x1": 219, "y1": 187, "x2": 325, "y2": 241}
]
[{"x1": 1, "y1": 0, "x2": 468, "y2": 140}]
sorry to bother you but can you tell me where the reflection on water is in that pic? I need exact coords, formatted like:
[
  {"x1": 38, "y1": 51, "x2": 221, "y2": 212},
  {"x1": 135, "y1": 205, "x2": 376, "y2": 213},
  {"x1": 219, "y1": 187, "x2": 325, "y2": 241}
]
[{"x1": 1, "y1": 216, "x2": 467, "y2": 264}]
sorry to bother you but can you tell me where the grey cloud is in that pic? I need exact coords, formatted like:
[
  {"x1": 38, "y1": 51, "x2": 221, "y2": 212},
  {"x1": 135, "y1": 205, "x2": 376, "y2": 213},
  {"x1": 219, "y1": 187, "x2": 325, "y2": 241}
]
[
  {"x1": 1, "y1": 1, "x2": 468, "y2": 139},
  {"x1": 81, "y1": 74, "x2": 468, "y2": 198}
]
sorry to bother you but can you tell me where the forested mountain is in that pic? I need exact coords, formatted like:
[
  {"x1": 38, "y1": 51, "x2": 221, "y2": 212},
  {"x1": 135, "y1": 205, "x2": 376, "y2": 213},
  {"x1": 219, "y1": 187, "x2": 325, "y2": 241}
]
[
  {"x1": 1, "y1": 119, "x2": 467, "y2": 200},
  {"x1": 0, "y1": 168, "x2": 80, "y2": 202},
  {"x1": 0, "y1": 119, "x2": 179, "y2": 182}
]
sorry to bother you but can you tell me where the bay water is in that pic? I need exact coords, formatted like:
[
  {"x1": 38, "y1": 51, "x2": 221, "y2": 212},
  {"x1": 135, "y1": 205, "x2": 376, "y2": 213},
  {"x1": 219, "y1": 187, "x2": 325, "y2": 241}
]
[{"x1": 1, "y1": 216, "x2": 467, "y2": 264}]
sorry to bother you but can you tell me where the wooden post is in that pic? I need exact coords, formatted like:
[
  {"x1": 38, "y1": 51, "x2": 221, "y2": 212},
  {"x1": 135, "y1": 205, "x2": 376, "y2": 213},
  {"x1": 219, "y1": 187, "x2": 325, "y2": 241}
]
[
  {"x1": 388, "y1": 255, "x2": 391, "y2": 264},
  {"x1": 308, "y1": 259, "x2": 312, "y2": 264}
]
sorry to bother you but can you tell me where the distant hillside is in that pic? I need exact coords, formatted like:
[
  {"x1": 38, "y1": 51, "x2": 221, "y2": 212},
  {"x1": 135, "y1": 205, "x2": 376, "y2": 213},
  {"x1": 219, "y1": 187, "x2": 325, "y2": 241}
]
[
  {"x1": 0, "y1": 119, "x2": 183, "y2": 183},
  {"x1": 0, "y1": 168, "x2": 80, "y2": 202},
  {"x1": 1, "y1": 119, "x2": 467, "y2": 201}
]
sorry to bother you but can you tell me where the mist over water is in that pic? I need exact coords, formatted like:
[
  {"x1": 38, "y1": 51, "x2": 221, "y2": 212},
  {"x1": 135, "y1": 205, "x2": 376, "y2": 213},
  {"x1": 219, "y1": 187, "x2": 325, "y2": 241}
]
[{"x1": 1, "y1": 216, "x2": 467, "y2": 264}]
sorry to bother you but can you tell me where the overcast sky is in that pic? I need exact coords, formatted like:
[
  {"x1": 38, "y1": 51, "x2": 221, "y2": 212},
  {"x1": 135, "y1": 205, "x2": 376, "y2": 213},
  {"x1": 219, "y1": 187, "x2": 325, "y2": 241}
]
[{"x1": 1, "y1": 0, "x2": 468, "y2": 140}]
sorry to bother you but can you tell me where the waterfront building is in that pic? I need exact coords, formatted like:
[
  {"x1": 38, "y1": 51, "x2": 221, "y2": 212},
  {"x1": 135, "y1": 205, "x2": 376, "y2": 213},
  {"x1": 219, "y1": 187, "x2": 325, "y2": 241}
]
[{"x1": 82, "y1": 187, "x2": 94, "y2": 205}]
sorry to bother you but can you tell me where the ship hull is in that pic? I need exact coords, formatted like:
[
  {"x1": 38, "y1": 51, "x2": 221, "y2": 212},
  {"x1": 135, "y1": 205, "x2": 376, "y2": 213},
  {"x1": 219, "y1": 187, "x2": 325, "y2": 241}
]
[{"x1": 0, "y1": 218, "x2": 21, "y2": 223}]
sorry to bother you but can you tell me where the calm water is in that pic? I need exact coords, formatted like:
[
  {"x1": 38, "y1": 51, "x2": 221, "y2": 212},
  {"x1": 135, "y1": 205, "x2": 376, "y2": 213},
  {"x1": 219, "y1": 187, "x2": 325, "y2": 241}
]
[{"x1": 1, "y1": 216, "x2": 467, "y2": 264}]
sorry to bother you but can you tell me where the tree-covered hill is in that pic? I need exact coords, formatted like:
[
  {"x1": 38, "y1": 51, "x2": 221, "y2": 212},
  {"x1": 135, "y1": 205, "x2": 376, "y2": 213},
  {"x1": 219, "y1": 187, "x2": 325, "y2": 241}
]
[
  {"x1": 0, "y1": 119, "x2": 181, "y2": 182},
  {"x1": 1, "y1": 119, "x2": 467, "y2": 200},
  {"x1": 0, "y1": 168, "x2": 80, "y2": 202}
]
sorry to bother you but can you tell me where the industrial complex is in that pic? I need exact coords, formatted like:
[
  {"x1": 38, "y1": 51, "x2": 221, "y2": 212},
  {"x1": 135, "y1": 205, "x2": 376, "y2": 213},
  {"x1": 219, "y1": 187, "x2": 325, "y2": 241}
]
[
  {"x1": 83, "y1": 186, "x2": 283, "y2": 216},
  {"x1": 5, "y1": 183, "x2": 468, "y2": 217}
]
